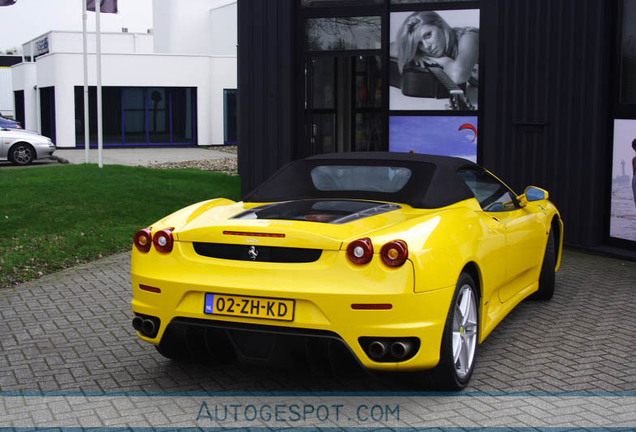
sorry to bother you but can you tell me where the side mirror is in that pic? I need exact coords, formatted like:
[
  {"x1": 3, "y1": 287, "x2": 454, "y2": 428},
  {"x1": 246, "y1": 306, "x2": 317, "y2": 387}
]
[{"x1": 524, "y1": 186, "x2": 549, "y2": 202}]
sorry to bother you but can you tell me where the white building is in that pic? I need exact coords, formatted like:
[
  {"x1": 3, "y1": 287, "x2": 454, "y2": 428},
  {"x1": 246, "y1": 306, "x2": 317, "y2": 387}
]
[
  {"x1": 1, "y1": 56, "x2": 23, "y2": 118},
  {"x1": 10, "y1": 0, "x2": 237, "y2": 148}
]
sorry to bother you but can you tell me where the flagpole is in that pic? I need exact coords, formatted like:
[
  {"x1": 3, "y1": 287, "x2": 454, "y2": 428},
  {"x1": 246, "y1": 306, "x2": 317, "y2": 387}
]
[
  {"x1": 82, "y1": 0, "x2": 90, "y2": 163},
  {"x1": 96, "y1": 0, "x2": 104, "y2": 168}
]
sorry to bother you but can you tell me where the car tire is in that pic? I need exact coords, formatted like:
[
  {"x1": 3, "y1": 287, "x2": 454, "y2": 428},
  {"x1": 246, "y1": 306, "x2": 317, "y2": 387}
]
[
  {"x1": 529, "y1": 229, "x2": 556, "y2": 301},
  {"x1": 430, "y1": 272, "x2": 479, "y2": 390},
  {"x1": 9, "y1": 142, "x2": 35, "y2": 166}
]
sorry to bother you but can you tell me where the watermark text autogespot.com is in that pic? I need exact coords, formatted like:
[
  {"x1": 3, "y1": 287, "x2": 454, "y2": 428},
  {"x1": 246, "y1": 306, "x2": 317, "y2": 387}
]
[
  {"x1": 196, "y1": 401, "x2": 400, "y2": 424},
  {"x1": 2, "y1": 393, "x2": 635, "y2": 428}
]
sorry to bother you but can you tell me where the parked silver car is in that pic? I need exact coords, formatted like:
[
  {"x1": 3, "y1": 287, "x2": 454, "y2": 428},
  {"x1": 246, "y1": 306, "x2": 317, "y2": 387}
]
[{"x1": 0, "y1": 128, "x2": 56, "y2": 166}]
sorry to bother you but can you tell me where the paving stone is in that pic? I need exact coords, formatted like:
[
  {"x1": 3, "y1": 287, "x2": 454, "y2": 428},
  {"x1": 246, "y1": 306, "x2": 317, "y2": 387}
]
[{"x1": 0, "y1": 249, "x2": 635, "y2": 427}]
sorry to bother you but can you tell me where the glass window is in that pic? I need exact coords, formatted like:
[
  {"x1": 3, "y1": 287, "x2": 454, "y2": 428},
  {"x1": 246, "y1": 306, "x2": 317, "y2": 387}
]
[
  {"x1": 355, "y1": 56, "x2": 382, "y2": 109},
  {"x1": 74, "y1": 86, "x2": 94, "y2": 146},
  {"x1": 312, "y1": 57, "x2": 335, "y2": 109},
  {"x1": 234, "y1": 200, "x2": 398, "y2": 224},
  {"x1": 224, "y1": 89, "x2": 237, "y2": 145},
  {"x1": 620, "y1": 0, "x2": 636, "y2": 104},
  {"x1": 172, "y1": 88, "x2": 195, "y2": 144},
  {"x1": 311, "y1": 165, "x2": 412, "y2": 192},
  {"x1": 458, "y1": 168, "x2": 519, "y2": 212},
  {"x1": 355, "y1": 112, "x2": 382, "y2": 151},
  {"x1": 307, "y1": 55, "x2": 383, "y2": 155},
  {"x1": 306, "y1": 16, "x2": 381, "y2": 51},
  {"x1": 103, "y1": 87, "x2": 122, "y2": 145},
  {"x1": 148, "y1": 88, "x2": 168, "y2": 143},
  {"x1": 75, "y1": 87, "x2": 196, "y2": 147},
  {"x1": 311, "y1": 114, "x2": 336, "y2": 154},
  {"x1": 122, "y1": 88, "x2": 146, "y2": 144}
]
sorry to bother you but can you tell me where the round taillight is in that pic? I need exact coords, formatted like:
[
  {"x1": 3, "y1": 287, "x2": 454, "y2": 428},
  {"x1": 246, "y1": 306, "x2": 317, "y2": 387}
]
[
  {"x1": 381, "y1": 240, "x2": 408, "y2": 267},
  {"x1": 153, "y1": 228, "x2": 174, "y2": 253},
  {"x1": 134, "y1": 229, "x2": 152, "y2": 253},
  {"x1": 347, "y1": 238, "x2": 374, "y2": 265}
]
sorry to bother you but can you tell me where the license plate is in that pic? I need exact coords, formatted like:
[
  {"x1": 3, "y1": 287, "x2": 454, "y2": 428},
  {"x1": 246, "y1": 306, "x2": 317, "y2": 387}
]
[{"x1": 204, "y1": 293, "x2": 295, "y2": 321}]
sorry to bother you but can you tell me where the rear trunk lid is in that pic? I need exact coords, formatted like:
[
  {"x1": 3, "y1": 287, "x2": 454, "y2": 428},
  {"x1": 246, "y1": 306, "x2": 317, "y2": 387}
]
[{"x1": 175, "y1": 199, "x2": 410, "y2": 250}]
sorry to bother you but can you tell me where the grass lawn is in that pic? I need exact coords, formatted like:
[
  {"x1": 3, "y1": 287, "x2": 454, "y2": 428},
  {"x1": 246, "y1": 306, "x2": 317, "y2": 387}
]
[{"x1": 0, "y1": 164, "x2": 241, "y2": 288}]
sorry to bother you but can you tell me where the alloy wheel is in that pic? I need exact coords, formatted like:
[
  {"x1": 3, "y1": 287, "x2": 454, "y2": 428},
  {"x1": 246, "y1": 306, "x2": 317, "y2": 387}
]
[
  {"x1": 452, "y1": 284, "x2": 478, "y2": 378},
  {"x1": 13, "y1": 144, "x2": 33, "y2": 165}
]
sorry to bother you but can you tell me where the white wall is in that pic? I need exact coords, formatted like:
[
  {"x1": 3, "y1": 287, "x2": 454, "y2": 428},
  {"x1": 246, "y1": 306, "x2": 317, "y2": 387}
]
[
  {"x1": 153, "y1": 0, "x2": 236, "y2": 56},
  {"x1": 18, "y1": 51, "x2": 229, "y2": 147},
  {"x1": 0, "y1": 67, "x2": 14, "y2": 116},
  {"x1": 1, "y1": 56, "x2": 23, "y2": 118},
  {"x1": 209, "y1": 56, "x2": 237, "y2": 144},
  {"x1": 50, "y1": 31, "x2": 154, "y2": 55},
  {"x1": 208, "y1": 2, "x2": 238, "y2": 56},
  {"x1": 10, "y1": 62, "x2": 37, "y2": 131},
  {"x1": 22, "y1": 31, "x2": 154, "y2": 59}
]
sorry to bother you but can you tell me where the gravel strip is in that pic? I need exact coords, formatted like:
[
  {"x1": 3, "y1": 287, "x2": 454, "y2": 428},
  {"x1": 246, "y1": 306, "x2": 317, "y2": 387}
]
[
  {"x1": 213, "y1": 145, "x2": 238, "y2": 155},
  {"x1": 147, "y1": 157, "x2": 238, "y2": 175}
]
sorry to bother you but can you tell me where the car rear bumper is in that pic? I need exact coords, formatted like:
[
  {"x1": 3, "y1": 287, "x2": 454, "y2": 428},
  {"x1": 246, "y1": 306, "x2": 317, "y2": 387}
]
[{"x1": 131, "y1": 242, "x2": 456, "y2": 372}]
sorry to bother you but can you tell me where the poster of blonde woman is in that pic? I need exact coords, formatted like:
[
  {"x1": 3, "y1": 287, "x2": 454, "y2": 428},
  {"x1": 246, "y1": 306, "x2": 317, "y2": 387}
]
[
  {"x1": 390, "y1": 9, "x2": 479, "y2": 111},
  {"x1": 610, "y1": 119, "x2": 636, "y2": 242}
]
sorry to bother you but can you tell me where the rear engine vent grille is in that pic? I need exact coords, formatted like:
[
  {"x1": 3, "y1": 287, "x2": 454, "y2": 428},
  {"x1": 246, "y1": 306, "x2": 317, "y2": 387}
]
[{"x1": 193, "y1": 242, "x2": 322, "y2": 263}]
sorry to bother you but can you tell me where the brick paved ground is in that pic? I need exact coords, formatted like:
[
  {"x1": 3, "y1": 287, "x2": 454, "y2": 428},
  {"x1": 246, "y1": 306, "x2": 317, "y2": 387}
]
[
  {"x1": 0, "y1": 249, "x2": 635, "y2": 427},
  {"x1": 0, "y1": 249, "x2": 635, "y2": 393}
]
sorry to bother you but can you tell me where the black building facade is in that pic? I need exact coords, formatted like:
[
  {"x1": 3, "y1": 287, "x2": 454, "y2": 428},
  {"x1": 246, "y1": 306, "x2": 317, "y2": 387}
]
[{"x1": 238, "y1": 0, "x2": 636, "y2": 257}]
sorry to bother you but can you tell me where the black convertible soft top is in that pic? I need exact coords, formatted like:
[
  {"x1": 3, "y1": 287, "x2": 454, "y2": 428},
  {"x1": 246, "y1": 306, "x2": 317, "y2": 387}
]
[{"x1": 244, "y1": 152, "x2": 479, "y2": 209}]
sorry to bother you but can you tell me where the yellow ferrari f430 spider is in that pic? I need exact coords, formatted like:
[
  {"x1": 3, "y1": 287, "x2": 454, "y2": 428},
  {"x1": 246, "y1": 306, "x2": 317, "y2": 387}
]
[{"x1": 131, "y1": 152, "x2": 563, "y2": 390}]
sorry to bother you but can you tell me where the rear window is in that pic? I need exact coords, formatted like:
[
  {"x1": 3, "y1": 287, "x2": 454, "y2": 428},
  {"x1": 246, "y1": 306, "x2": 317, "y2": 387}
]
[
  {"x1": 233, "y1": 200, "x2": 401, "y2": 224},
  {"x1": 311, "y1": 165, "x2": 412, "y2": 193}
]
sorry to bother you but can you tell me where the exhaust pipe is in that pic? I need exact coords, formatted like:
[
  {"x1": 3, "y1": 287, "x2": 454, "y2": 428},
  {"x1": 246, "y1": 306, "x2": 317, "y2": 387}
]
[
  {"x1": 390, "y1": 340, "x2": 413, "y2": 359},
  {"x1": 132, "y1": 315, "x2": 160, "y2": 338},
  {"x1": 368, "y1": 340, "x2": 387, "y2": 359},
  {"x1": 360, "y1": 337, "x2": 419, "y2": 362},
  {"x1": 132, "y1": 316, "x2": 143, "y2": 332},
  {"x1": 141, "y1": 319, "x2": 156, "y2": 337}
]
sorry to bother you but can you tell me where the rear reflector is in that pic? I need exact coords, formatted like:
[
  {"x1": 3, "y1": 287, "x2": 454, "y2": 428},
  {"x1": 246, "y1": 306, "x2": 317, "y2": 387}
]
[
  {"x1": 351, "y1": 303, "x2": 393, "y2": 310},
  {"x1": 139, "y1": 284, "x2": 161, "y2": 293},
  {"x1": 223, "y1": 231, "x2": 285, "y2": 238}
]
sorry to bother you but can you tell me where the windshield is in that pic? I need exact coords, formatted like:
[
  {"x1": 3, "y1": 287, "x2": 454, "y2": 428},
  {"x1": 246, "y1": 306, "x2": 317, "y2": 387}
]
[{"x1": 310, "y1": 165, "x2": 412, "y2": 193}]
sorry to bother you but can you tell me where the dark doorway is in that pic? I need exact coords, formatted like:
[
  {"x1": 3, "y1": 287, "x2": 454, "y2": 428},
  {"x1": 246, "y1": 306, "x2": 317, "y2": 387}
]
[
  {"x1": 13, "y1": 90, "x2": 24, "y2": 129},
  {"x1": 39, "y1": 87, "x2": 56, "y2": 143},
  {"x1": 306, "y1": 55, "x2": 382, "y2": 155}
]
